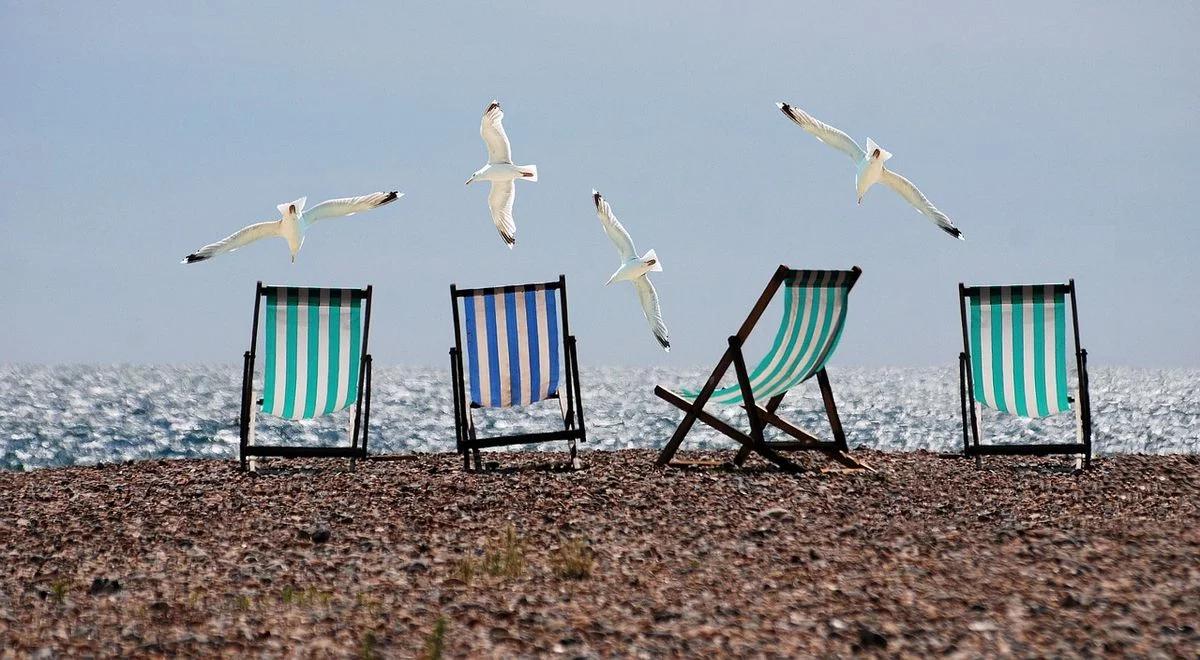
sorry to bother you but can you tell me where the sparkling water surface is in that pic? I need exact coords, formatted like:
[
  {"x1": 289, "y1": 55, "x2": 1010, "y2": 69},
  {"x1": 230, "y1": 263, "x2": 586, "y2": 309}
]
[{"x1": 1, "y1": 365, "x2": 1196, "y2": 471}]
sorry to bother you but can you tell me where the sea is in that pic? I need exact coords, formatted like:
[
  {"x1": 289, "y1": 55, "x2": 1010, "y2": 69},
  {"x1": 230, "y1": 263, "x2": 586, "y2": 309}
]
[{"x1": 1, "y1": 365, "x2": 1196, "y2": 471}]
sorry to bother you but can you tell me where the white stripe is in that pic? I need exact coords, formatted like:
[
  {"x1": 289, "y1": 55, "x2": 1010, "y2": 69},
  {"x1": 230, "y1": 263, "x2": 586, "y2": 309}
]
[
  {"x1": 335, "y1": 293, "x2": 352, "y2": 409},
  {"x1": 314, "y1": 289, "x2": 330, "y2": 415},
  {"x1": 271, "y1": 296, "x2": 287, "y2": 413},
  {"x1": 808, "y1": 272, "x2": 847, "y2": 377},
  {"x1": 535, "y1": 289, "x2": 551, "y2": 399},
  {"x1": 292, "y1": 289, "x2": 309, "y2": 418},
  {"x1": 978, "y1": 287, "x2": 996, "y2": 408},
  {"x1": 1021, "y1": 286, "x2": 1037, "y2": 415},
  {"x1": 493, "y1": 293, "x2": 511, "y2": 407},
  {"x1": 473, "y1": 295, "x2": 491, "y2": 406},
  {"x1": 514, "y1": 291, "x2": 531, "y2": 406},
  {"x1": 999, "y1": 288, "x2": 1017, "y2": 413},
  {"x1": 1042, "y1": 285, "x2": 1060, "y2": 414}
]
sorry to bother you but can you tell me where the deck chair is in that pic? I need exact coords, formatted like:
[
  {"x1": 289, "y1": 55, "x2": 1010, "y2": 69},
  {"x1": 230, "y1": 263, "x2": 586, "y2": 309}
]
[
  {"x1": 655, "y1": 265, "x2": 869, "y2": 473},
  {"x1": 239, "y1": 282, "x2": 374, "y2": 471},
  {"x1": 958, "y1": 281, "x2": 1092, "y2": 467},
  {"x1": 449, "y1": 275, "x2": 586, "y2": 471}
]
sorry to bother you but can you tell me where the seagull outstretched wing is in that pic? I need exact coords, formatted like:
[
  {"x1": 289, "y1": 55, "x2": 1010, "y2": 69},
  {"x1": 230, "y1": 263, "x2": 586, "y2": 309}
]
[
  {"x1": 592, "y1": 190, "x2": 637, "y2": 260},
  {"x1": 183, "y1": 220, "x2": 282, "y2": 263},
  {"x1": 879, "y1": 168, "x2": 964, "y2": 240},
  {"x1": 488, "y1": 180, "x2": 517, "y2": 247},
  {"x1": 301, "y1": 191, "x2": 401, "y2": 227},
  {"x1": 777, "y1": 102, "x2": 866, "y2": 161},
  {"x1": 480, "y1": 101, "x2": 512, "y2": 164},
  {"x1": 634, "y1": 277, "x2": 670, "y2": 351}
]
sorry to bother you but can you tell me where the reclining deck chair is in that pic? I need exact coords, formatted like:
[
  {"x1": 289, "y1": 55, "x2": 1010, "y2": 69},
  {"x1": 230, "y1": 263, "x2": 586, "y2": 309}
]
[
  {"x1": 958, "y1": 281, "x2": 1092, "y2": 467},
  {"x1": 239, "y1": 282, "x2": 373, "y2": 471},
  {"x1": 655, "y1": 265, "x2": 869, "y2": 473},
  {"x1": 449, "y1": 275, "x2": 586, "y2": 471}
]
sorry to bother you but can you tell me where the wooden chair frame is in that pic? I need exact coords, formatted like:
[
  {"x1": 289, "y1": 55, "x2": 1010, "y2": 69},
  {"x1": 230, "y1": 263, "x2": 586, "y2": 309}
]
[
  {"x1": 958, "y1": 280, "x2": 1092, "y2": 468},
  {"x1": 655, "y1": 265, "x2": 869, "y2": 473},
  {"x1": 449, "y1": 275, "x2": 586, "y2": 471},
  {"x1": 238, "y1": 281, "x2": 374, "y2": 471}
]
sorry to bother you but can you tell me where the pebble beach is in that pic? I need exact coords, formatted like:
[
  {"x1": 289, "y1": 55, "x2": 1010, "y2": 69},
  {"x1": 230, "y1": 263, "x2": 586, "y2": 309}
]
[{"x1": 3, "y1": 449, "x2": 1197, "y2": 657}]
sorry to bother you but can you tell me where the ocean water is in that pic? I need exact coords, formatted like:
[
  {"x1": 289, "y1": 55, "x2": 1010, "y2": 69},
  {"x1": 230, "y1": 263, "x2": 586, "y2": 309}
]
[{"x1": 0, "y1": 365, "x2": 1196, "y2": 471}]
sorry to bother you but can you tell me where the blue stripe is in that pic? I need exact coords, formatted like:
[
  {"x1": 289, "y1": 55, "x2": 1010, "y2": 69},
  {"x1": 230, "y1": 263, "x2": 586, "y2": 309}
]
[
  {"x1": 504, "y1": 292, "x2": 521, "y2": 406},
  {"x1": 524, "y1": 289, "x2": 541, "y2": 403},
  {"x1": 484, "y1": 294, "x2": 502, "y2": 406},
  {"x1": 464, "y1": 295, "x2": 482, "y2": 405},
  {"x1": 546, "y1": 289, "x2": 560, "y2": 395}
]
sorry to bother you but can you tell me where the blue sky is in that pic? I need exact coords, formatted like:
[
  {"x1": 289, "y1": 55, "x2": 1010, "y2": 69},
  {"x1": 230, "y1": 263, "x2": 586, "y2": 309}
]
[{"x1": 2, "y1": 1, "x2": 1197, "y2": 367}]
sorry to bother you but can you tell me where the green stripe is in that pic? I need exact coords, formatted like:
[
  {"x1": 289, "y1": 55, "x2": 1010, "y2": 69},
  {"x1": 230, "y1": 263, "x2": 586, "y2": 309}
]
[
  {"x1": 262, "y1": 291, "x2": 278, "y2": 412},
  {"x1": 752, "y1": 284, "x2": 811, "y2": 399},
  {"x1": 1010, "y1": 287, "x2": 1028, "y2": 416},
  {"x1": 1031, "y1": 287, "x2": 1049, "y2": 416},
  {"x1": 988, "y1": 288, "x2": 1007, "y2": 413},
  {"x1": 281, "y1": 289, "x2": 299, "y2": 418},
  {"x1": 968, "y1": 293, "x2": 986, "y2": 408},
  {"x1": 1053, "y1": 293, "x2": 1069, "y2": 410},
  {"x1": 793, "y1": 278, "x2": 836, "y2": 386},
  {"x1": 324, "y1": 289, "x2": 342, "y2": 415},
  {"x1": 345, "y1": 296, "x2": 362, "y2": 408},
  {"x1": 303, "y1": 294, "x2": 320, "y2": 418}
]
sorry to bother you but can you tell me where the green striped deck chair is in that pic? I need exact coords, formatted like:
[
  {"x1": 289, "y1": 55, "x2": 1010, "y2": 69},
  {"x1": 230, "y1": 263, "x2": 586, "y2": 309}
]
[
  {"x1": 655, "y1": 266, "x2": 870, "y2": 473},
  {"x1": 958, "y1": 281, "x2": 1092, "y2": 467},
  {"x1": 239, "y1": 282, "x2": 374, "y2": 471},
  {"x1": 449, "y1": 275, "x2": 586, "y2": 472}
]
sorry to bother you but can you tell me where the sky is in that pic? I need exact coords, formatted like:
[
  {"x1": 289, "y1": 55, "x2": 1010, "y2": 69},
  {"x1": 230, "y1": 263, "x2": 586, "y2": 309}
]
[{"x1": 1, "y1": 1, "x2": 1197, "y2": 368}]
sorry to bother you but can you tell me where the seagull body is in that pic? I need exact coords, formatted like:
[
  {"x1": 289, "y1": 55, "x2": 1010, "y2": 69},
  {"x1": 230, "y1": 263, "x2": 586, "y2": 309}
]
[
  {"x1": 592, "y1": 190, "x2": 670, "y2": 351},
  {"x1": 776, "y1": 102, "x2": 964, "y2": 240},
  {"x1": 465, "y1": 101, "x2": 538, "y2": 248},
  {"x1": 182, "y1": 191, "x2": 401, "y2": 264}
]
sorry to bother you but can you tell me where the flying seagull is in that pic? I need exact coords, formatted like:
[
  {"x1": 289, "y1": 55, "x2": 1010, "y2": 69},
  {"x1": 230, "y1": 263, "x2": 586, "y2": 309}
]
[
  {"x1": 465, "y1": 100, "x2": 538, "y2": 248},
  {"x1": 592, "y1": 190, "x2": 670, "y2": 351},
  {"x1": 182, "y1": 191, "x2": 401, "y2": 264},
  {"x1": 776, "y1": 102, "x2": 964, "y2": 240}
]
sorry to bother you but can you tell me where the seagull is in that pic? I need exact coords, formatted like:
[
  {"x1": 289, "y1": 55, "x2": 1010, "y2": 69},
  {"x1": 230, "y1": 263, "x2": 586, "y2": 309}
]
[
  {"x1": 776, "y1": 102, "x2": 964, "y2": 240},
  {"x1": 182, "y1": 191, "x2": 401, "y2": 264},
  {"x1": 592, "y1": 190, "x2": 670, "y2": 351},
  {"x1": 465, "y1": 100, "x2": 538, "y2": 248}
]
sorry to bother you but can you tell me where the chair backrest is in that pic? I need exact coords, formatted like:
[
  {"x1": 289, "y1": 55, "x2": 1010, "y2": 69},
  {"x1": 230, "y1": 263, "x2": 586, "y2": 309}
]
[
  {"x1": 699, "y1": 268, "x2": 859, "y2": 406},
  {"x1": 961, "y1": 283, "x2": 1075, "y2": 418},
  {"x1": 455, "y1": 280, "x2": 565, "y2": 408},
  {"x1": 256, "y1": 285, "x2": 370, "y2": 420}
]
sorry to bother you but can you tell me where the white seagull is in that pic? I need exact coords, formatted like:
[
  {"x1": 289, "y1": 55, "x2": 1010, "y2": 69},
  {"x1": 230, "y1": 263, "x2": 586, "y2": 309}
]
[
  {"x1": 182, "y1": 191, "x2": 401, "y2": 264},
  {"x1": 776, "y1": 102, "x2": 964, "y2": 240},
  {"x1": 592, "y1": 190, "x2": 670, "y2": 351},
  {"x1": 465, "y1": 100, "x2": 538, "y2": 248}
]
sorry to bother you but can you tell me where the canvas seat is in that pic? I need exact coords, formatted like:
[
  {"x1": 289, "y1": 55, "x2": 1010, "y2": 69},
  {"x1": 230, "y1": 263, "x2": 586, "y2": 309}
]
[
  {"x1": 655, "y1": 265, "x2": 870, "y2": 473},
  {"x1": 449, "y1": 275, "x2": 586, "y2": 471},
  {"x1": 239, "y1": 282, "x2": 374, "y2": 470},
  {"x1": 957, "y1": 281, "x2": 1092, "y2": 467}
]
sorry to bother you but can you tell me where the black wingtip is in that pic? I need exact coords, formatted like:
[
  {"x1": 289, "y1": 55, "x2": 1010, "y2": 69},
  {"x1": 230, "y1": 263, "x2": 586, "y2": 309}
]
[
  {"x1": 592, "y1": 190, "x2": 602, "y2": 209},
  {"x1": 942, "y1": 225, "x2": 965, "y2": 241},
  {"x1": 657, "y1": 335, "x2": 671, "y2": 350},
  {"x1": 778, "y1": 102, "x2": 793, "y2": 118},
  {"x1": 485, "y1": 100, "x2": 500, "y2": 113},
  {"x1": 183, "y1": 253, "x2": 208, "y2": 264},
  {"x1": 380, "y1": 191, "x2": 399, "y2": 205}
]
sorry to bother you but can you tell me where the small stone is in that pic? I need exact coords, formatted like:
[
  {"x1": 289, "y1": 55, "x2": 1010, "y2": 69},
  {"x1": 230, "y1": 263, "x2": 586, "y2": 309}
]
[
  {"x1": 88, "y1": 578, "x2": 121, "y2": 595},
  {"x1": 310, "y1": 527, "x2": 331, "y2": 544}
]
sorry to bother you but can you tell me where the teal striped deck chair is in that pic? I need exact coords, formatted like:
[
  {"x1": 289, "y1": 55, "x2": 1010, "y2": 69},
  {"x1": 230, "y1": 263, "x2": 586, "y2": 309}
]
[
  {"x1": 449, "y1": 275, "x2": 586, "y2": 471},
  {"x1": 655, "y1": 266, "x2": 870, "y2": 473},
  {"x1": 958, "y1": 280, "x2": 1092, "y2": 467},
  {"x1": 239, "y1": 282, "x2": 374, "y2": 471}
]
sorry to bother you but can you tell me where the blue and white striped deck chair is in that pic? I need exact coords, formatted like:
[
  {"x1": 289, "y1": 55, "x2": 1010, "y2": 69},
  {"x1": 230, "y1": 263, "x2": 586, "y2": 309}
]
[
  {"x1": 958, "y1": 280, "x2": 1092, "y2": 467},
  {"x1": 239, "y1": 282, "x2": 374, "y2": 471},
  {"x1": 449, "y1": 275, "x2": 586, "y2": 471},
  {"x1": 655, "y1": 266, "x2": 869, "y2": 473}
]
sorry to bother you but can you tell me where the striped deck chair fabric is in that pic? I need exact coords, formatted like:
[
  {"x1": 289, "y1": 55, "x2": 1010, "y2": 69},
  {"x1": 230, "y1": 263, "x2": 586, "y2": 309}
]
[
  {"x1": 965, "y1": 285, "x2": 1072, "y2": 418},
  {"x1": 261, "y1": 287, "x2": 364, "y2": 420},
  {"x1": 462, "y1": 284, "x2": 561, "y2": 408},
  {"x1": 684, "y1": 270, "x2": 855, "y2": 406}
]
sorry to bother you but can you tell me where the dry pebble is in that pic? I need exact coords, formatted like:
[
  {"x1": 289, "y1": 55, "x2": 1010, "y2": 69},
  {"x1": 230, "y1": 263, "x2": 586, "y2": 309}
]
[{"x1": 1, "y1": 449, "x2": 1198, "y2": 657}]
